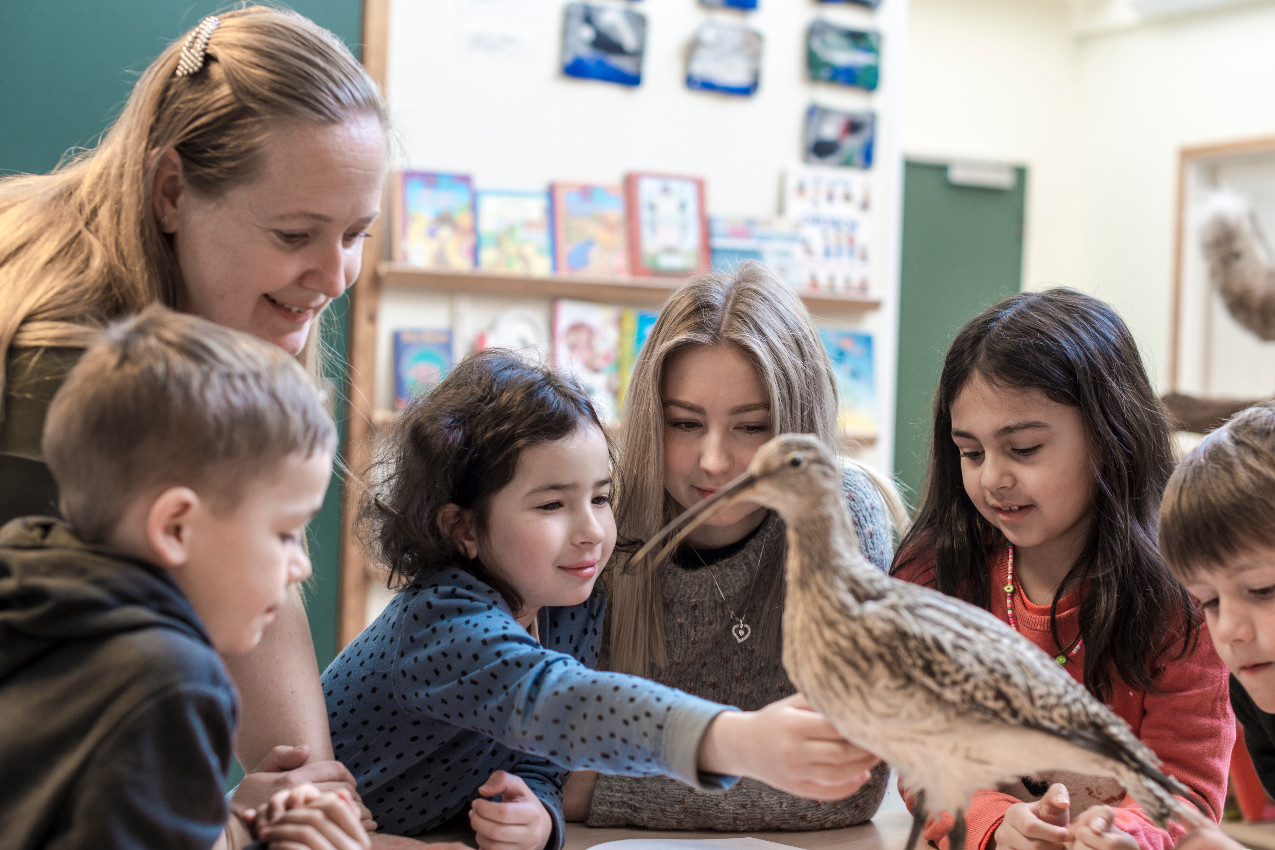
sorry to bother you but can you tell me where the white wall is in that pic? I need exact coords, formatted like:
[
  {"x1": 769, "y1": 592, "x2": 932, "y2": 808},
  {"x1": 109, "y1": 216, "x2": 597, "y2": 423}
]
[{"x1": 903, "y1": 0, "x2": 1275, "y2": 389}]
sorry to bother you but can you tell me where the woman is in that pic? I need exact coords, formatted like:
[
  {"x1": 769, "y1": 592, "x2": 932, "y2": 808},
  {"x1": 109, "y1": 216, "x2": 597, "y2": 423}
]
[
  {"x1": 566, "y1": 262, "x2": 907, "y2": 829},
  {"x1": 0, "y1": 6, "x2": 387, "y2": 820}
]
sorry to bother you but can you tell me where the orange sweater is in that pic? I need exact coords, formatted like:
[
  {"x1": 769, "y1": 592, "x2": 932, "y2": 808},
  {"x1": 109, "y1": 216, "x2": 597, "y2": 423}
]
[{"x1": 894, "y1": 546, "x2": 1233, "y2": 850}]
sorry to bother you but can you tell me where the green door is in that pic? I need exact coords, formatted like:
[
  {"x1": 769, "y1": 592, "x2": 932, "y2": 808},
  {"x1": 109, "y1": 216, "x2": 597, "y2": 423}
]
[{"x1": 894, "y1": 160, "x2": 1027, "y2": 502}]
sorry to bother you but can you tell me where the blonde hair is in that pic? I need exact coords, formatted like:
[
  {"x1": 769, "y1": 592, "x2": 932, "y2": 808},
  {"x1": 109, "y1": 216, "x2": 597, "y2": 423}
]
[
  {"x1": 608, "y1": 260, "x2": 904, "y2": 675},
  {"x1": 0, "y1": 6, "x2": 388, "y2": 420},
  {"x1": 44, "y1": 306, "x2": 336, "y2": 543},
  {"x1": 1161, "y1": 402, "x2": 1275, "y2": 579}
]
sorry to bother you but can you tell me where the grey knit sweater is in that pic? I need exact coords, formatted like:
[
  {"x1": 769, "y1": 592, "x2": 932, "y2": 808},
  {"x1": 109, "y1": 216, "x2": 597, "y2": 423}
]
[{"x1": 588, "y1": 464, "x2": 892, "y2": 830}]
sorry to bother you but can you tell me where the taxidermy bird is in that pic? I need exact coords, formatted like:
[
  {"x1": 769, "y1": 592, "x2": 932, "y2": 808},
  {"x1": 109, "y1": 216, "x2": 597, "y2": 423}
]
[
  {"x1": 1197, "y1": 188, "x2": 1275, "y2": 341},
  {"x1": 630, "y1": 434, "x2": 1201, "y2": 850}
]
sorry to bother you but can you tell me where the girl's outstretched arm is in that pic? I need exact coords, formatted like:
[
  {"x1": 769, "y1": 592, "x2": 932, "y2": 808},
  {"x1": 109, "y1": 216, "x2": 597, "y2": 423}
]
[{"x1": 696, "y1": 693, "x2": 879, "y2": 799}]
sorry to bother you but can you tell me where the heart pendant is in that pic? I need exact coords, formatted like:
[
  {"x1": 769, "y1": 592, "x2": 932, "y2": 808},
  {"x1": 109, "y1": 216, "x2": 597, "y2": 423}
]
[{"x1": 732, "y1": 621, "x2": 752, "y2": 643}]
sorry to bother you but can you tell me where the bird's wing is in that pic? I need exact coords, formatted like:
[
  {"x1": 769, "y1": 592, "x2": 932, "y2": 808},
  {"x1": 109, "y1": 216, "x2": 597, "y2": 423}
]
[{"x1": 848, "y1": 579, "x2": 1181, "y2": 786}]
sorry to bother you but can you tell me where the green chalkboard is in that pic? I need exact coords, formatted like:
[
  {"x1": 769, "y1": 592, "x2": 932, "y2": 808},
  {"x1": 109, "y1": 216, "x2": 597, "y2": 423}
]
[
  {"x1": 0, "y1": 1, "x2": 365, "y2": 671},
  {"x1": 894, "y1": 160, "x2": 1027, "y2": 505}
]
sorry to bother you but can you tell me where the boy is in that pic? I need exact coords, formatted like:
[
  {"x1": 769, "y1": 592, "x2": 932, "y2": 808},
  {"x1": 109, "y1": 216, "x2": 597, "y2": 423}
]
[
  {"x1": 1160, "y1": 401, "x2": 1275, "y2": 850},
  {"x1": 0, "y1": 308, "x2": 367, "y2": 849}
]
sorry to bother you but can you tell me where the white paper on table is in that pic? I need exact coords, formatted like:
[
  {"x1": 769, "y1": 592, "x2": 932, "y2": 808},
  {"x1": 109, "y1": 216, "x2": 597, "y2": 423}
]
[{"x1": 588, "y1": 839, "x2": 799, "y2": 850}]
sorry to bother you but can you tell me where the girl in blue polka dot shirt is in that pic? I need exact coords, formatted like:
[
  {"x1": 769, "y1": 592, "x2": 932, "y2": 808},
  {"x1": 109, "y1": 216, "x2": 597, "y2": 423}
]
[{"x1": 323, "y1": 348, "x2": 878, "y2": 850}]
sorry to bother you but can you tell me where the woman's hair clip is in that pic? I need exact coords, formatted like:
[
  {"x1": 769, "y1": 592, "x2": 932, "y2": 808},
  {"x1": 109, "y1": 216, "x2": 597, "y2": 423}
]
[{"x1": 174, "y1": 16, "x2": 220, "y2": 77}]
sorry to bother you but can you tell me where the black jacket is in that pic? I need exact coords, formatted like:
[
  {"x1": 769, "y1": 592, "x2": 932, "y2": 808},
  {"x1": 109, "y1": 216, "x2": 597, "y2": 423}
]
[{"x1": 0, "y1": 517, "x2": 237, "y2": 849}]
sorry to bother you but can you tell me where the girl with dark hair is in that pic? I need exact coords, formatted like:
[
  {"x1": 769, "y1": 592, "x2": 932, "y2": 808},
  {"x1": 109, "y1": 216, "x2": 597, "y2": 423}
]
[
  {"x1": 323, "y1": 348, "x2": 878, "y2": 850},
  {"x1": 891, "y1": 288, "x2": 1232, "y2": 850}
]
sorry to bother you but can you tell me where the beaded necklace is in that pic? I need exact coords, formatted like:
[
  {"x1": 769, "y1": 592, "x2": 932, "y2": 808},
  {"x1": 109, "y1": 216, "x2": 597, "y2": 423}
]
[{"x1": 1003, "y1": 543, "x2": 1083, "y2": 666}]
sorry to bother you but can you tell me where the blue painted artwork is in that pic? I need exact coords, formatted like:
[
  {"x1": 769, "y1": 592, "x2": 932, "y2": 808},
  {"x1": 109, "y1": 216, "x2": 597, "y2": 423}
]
[
  {"x1": 686, "y1": 21, "x2": 762, "y2": 97},
  {"x1": 562, "y1": 3, "x2": 646, "y2": 87},
  {"x1": 807, "y1": 20, "x2": 880, "y2": 91}
]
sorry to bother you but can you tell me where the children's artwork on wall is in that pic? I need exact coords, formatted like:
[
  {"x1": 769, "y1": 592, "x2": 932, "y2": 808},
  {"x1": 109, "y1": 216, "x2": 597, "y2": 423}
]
[
  {"x1": 803, "y1": 105, "x2": 875, "y2": 169},
  {"x1": 625, "y1": 172, "x2": 710, "y2": 276},
  {"x1": 393, "y1": 328, "x2": 453, "y2": 408},
  {"x1": 561, "y1": 3, "x2": 646, "y2": 87},
  {"x1": 709, "y1": 216, "x2": 804, "y2": 290},
  {"x1": 550, "y1": 182, "x2": 629, "y2": 276},
  {"x1": 686, "y1": 21, "x2": 762, "y2": 97},
  {"x1": 700, "y1": 0, "x2": 759, "y2": 10},
  {"x1": 396, "y1": 172, "x2": 476, "y2": 269},
  {"x1": 476, "y1": 190, "x2": 554, "y2": 276},
  {"x1": 553, "y1": 299, "x2": 622, "y2": 422},
  {"x1": 807, "y1": 21, "x2": 880, "y2": 91},
  {"x1": 818, "y1": 328, "x2": 878, "y2": 438}
]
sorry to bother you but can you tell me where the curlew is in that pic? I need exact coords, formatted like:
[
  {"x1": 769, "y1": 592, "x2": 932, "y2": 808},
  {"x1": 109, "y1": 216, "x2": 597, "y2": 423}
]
[{"x1": 630, "y1": 433, "x2": 1202, "y2": 850}]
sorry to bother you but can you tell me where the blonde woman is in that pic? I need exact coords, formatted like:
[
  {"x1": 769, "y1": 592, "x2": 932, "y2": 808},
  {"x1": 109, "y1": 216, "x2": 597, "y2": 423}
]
[
  {"x1": 0, "y1": 7, "x2": 387, "y2": 826},
  {"x1": 565, "y1": 261, "x2": 907, "y2": 829}
]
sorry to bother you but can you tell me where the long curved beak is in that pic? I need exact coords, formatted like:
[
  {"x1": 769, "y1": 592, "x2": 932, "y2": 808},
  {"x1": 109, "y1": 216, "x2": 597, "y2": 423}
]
[{"x1": 628, "y1": 470, "x2": 761, "y2": 571}]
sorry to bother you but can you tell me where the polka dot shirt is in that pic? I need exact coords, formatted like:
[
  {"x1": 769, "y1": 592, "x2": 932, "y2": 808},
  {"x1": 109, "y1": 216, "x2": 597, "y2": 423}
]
[{"x1": 323, "y1": 568, "x2": 731, "y2": 843}]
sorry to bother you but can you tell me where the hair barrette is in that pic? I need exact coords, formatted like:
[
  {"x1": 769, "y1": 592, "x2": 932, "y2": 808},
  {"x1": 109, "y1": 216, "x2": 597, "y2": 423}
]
[{"x1": 174, "y1": 16, "x2": 220, "y2": 77}]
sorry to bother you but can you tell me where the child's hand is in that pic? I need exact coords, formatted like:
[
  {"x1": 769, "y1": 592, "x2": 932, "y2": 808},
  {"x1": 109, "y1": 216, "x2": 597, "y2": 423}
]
[
  {"x1": 253, "y1": 783, "x2": 371, "y2": 849},
  {"x1": 469, "y1": 770, "x2": 552, "y2": 850},
  {"x1": 993, "y1": 782, "x2": 1071, "y2": 850},
  {"x1": 697, "y1": 693, "x2": 880, "y2": 800},
  {"x1": 233, "y1": 744, "x2": 376, "y2": 832},
  {"x1": 1069, "y1": 806, "x2": 1138, "y2": 850}
]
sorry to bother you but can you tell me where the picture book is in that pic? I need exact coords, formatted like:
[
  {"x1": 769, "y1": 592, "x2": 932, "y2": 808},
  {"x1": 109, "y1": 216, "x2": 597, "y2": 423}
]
[
  {"x1": 708, "y1": 216, "x2": 804, "y2": 290},
  {"x1": 562, "y1": 4, "x2": 647, "y2": 87},
  {"x1": 782, "y1": 166, "x2": 874, "y2": 295},
  {"x1": 473, "y1": 307, "x2": 551, "y2": 361},
  {"x1": 616, "y1": 308, "x2": 658, "y2": 411},
  {"x1": 803, "y1": 105, "x2": 875, "y2": 169},
  {"x1": 807, "y1": 21, "x2": 880, "y2": 91},
  {"x1": 476, "y1": 190, "x2": 553, "y2": 275},
  {"x1": 550, "y1": 182, "x2": 629, "y2": 276},
  {"x1": 396, "y1": 172, "x2": 476, "y2": 269},
  {"x1": 626, "y1": 172, "x2": 710, "y2": 276},
  {"x1": 686, "y1": 21, "x2": 762, "y2": 97},
  {"x1": 818, "y1": 328, "x2": 878, "y2": 437},
  {"x1": 393, "y1": 328, "x2": 453, "y2": 409},
  {"x1": 553, "y1": 299, "x2": 622, "y2": 423}
]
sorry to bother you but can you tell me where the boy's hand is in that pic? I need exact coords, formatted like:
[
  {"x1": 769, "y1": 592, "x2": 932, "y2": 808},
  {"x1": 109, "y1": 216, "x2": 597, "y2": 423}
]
[
  {"x1": 253, "y1": 783, "x2": 370, "y2": 849},
  {"x1": 469, "y1": 770, "x2": 552, "y2": 850},
  {"x1": 1070, "y1": 806, "x2": 1138, "y2": 850},
  {"x1": 993, "y1": 782, "x2": 1071, "y2": 850},
  {"x1": 697, "y1": 693, "x2": 880, "y2": 800},
  {"x1": 233, "y1": 744, "x2": 376, "y2": 832}
]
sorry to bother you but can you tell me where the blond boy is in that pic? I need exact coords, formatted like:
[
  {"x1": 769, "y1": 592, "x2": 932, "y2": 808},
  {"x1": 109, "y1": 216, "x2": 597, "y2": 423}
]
[
  {"x1": 0, "y1": 308, "x2": 366, "y2": 849},
  {"x1": 1161, "y1": 402, "x2": 1275, "y2": 850}
]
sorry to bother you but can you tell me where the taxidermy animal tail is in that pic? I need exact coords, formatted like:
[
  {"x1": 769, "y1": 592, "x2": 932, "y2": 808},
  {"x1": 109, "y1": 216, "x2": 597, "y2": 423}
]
[{"x1": 1198, "y1": 188, "x2": 1275, "y2": 340}]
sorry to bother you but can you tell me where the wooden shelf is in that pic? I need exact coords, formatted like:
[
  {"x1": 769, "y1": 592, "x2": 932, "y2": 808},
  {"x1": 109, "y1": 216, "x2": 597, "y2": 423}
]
[{"x1": 378, "y1": 262, "x2": 883, "y2": 312}]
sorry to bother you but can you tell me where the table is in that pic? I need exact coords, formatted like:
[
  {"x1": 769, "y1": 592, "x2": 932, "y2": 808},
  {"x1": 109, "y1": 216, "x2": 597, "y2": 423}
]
[{"x1": 562, "y1": 812, "x2": 915, "y2": 850}]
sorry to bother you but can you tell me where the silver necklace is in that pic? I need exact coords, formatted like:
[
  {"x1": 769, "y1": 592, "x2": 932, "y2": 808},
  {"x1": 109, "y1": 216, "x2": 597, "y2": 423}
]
[{"x1": 688, "y1": 542, "x2": 764, "y2": 644}]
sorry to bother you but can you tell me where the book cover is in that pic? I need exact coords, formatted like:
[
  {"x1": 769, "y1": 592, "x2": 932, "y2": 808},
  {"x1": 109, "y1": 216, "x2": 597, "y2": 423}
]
[
  {"x1": 551, "y1": 182, "x2": 629, "y2": 276},
  {"x1": 396, "y1": 171, "x2": 476, "y2": 269},
  {"x1": 708, "y1": 216, "x2": 804, "y2": 290},
  {"x1": 553, "y1": 299, "x2": 622, "y2": 423},
  {"x1": 616, "y1": 308, "x2": 659, "y2": 411},
  {"x1": 562, "y1": 3, "x2": 646, "y2": 87},
  {"x1": 803, "y1": 105, "x2": 875, "y2": 169},
  {"x1": 476, "y1": 190, "x2": 553, "y2": 275},
  {"x1": 393, "y1": 328, "x2": 453, "y2": 409},
  {"x1": 818, "y1": 328, "x2": 877, "y2": 437},
  {"x1": 807, "y1": 21, "x2": 881, "y2": 91},
  {"x1": 473, "y1": 307, "x2": 552, "y2": 361},
  {"x1": 626, "y1": 172, "x2": 710, "y2": 276},
  {"x1": 686, "y1": 21, "x2": 762, "y2": 97}
]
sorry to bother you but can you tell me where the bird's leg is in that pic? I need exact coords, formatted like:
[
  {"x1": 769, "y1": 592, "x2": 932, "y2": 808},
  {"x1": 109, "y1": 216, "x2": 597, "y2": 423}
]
[
  {"x1": 947, "y1": 808, "x2": 966, "y2": 850},
  {"x1": 904, "y1": 790, "x2": 927, "y2": 850}
]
